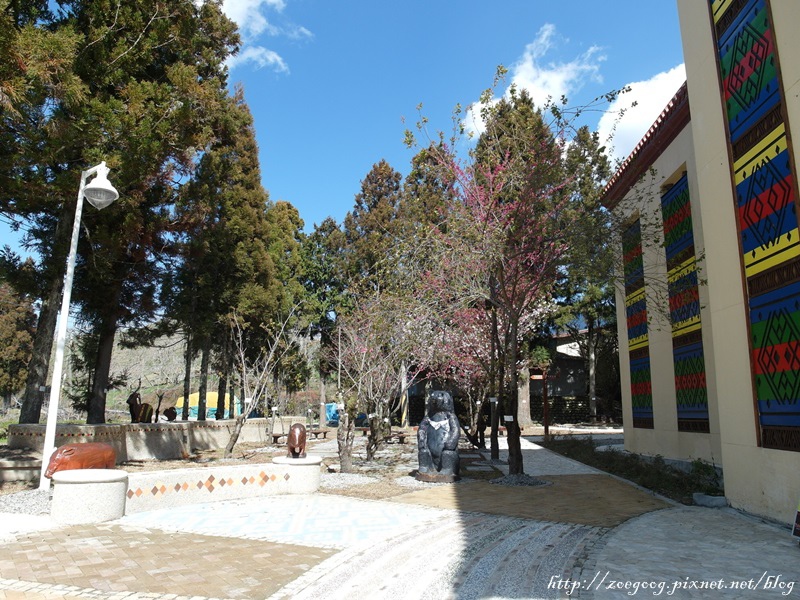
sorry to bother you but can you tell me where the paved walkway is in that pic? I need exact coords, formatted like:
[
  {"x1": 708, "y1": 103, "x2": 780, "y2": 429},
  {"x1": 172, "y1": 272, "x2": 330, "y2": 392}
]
[{"x1": 0, "y1": 437, "x2": 797, "y2": 599}]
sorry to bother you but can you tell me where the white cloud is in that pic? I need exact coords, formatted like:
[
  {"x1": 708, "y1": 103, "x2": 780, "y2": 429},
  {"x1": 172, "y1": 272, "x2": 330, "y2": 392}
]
[
  {"x1": 510, "y1": 24, "x2": 604, "y2": 106},
  {"x1": 223, "y1": 0, "x2": 284, "y2": 38},
  {"x1": 463, "y1": 24, "x2": 606, "y2": 138},
  {"x1": 219, "y1": 0, "x2": 311, "y2": 73},
  {"x1": 596, "y1": 64, "x2": 686, "y2": 163},
  {"x1": 227, "y1": 46, "x2": 289, "y2": 73},
  {"x1": 285, "y1": 25, "x2": 313, "y2": 40}
]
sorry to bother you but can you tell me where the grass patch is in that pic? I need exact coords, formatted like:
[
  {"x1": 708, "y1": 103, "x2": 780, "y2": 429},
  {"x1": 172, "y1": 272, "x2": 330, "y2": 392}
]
[{"x1": 540, "y1": 436, "x2": 723, "y2": 505}]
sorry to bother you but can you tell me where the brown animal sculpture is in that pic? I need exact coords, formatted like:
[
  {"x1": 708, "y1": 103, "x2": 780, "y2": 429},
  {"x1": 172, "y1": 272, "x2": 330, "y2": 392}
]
[
  {"x1": 44, "y1": 442, "x2": 116, "y2": 478},
  {"x1": 287, "y1": 423, "x2": 307, "y2": 459}
]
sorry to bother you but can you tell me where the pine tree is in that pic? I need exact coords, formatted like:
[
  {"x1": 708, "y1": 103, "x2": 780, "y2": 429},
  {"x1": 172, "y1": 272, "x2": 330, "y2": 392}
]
[
  {"x1": 171, "y1": 88, "x2": 273, "y2": 420},
  {"x1": 0, "y1": 283, "x2": 35, "y2": 408},
  {"x1": 556, "y1": 125, "x2": 616, "y2": 421},
  {"x1": 4, "y1": 0, "x2": 240, "y2": 423},
  {"x1": 342, "y1": 159, "x2": 403, "y2": 294}
]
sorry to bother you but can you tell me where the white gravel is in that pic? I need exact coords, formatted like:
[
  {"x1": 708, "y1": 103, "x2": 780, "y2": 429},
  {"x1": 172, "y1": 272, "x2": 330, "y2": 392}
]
[
  {"x1": 394, "y1": 475, "x2": 451, "y2": 488},
  {"x1": 319, "y1": 472, "x2": 378, "y2": 489},
  {"x1": 489, "y1": 473, "x2": 550, "y2": 487},
  {"x1": 0, "y1": 489, "x2": 51, "y2": 515}
]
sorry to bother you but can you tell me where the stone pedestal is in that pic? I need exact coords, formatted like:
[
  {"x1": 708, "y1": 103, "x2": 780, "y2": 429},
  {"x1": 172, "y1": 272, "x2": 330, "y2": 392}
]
[
  {"x1": 51, "y1": 469, "x2": 128, "y2": 524},
  {"x1": 271, "y1": 455, "x2": 322, "y2": 493},
  {"x1": 415, "y1": 471, "x2": 458, "y2": 483}
]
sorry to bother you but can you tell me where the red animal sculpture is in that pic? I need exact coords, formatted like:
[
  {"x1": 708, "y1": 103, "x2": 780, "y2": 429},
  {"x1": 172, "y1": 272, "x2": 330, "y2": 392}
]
[
  {"x1": 287, "y1": 423, "x2": 307, "y2": 459},
  {"x1": 44, "y1": 442, "x2": 117, "y2": 478}
]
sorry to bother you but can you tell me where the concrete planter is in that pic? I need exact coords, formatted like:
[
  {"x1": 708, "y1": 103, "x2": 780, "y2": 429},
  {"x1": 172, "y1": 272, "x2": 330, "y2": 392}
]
[
  {"x1": 51, "y1": 469, "x2": 129, "y2": 524},
  {"x1": 124, "y1": 457, "x2": 323, "y2": 514},
  {"x1": 272, "y1": 455, "x2": 323, "y2": 494}
]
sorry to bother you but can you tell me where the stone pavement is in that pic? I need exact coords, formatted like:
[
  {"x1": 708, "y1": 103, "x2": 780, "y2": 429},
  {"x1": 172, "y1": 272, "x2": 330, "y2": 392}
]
[{"x1": 0, "y1": 436, "x2": 798, "y2": 599}]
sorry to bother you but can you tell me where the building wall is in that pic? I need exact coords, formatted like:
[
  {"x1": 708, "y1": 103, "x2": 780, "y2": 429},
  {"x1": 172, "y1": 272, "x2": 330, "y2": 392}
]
[
  {"x1": 613, "y1": 125, "x2": 722, "y2": 467},
  {"x1": 603, "y1": 0, "x2": 800, "y2": 524},
  {"x1": 676, "y1": 0, "x2": 800, "y2": 523}
]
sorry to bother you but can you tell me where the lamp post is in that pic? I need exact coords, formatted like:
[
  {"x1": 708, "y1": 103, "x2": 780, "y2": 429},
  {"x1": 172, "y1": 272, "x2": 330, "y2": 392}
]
[{"x1": 38, "y1": 162, "x2": 119, "y2": 489}]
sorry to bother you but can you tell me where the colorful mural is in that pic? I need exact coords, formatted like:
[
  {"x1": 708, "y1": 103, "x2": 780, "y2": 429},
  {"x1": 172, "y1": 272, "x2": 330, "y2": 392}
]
[
  {"x1": 623, "y1": 219, "x2": 654, "y2": 428},
  {"x1": 711, "y1": 0, "x2": 800, "y2": 450},
  {"x1": 661, "y1": 174, "x2": 710, "y2": 432}
]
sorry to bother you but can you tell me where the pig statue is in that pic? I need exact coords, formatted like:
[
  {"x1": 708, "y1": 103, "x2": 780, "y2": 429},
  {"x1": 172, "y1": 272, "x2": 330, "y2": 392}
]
[
  {"x1": 287, "y1": 423, "x2": 307, "y2": 459},
  {"x1": 44, "y1": 442, "x2": 117, "y2": 478}
]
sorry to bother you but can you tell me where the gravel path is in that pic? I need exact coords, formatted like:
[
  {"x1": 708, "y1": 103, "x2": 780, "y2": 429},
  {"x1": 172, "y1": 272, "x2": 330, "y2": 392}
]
[
  {"x1": 269, "y1": 508, "x2": 603, "y2": 600},
  {"x1": 0, "y1": 489, "x2": 50, "y2": 515}
]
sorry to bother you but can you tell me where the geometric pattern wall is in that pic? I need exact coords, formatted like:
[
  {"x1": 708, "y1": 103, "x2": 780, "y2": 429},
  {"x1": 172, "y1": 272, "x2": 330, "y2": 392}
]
[
  {"x1": 710, "y1": 0, "x2": 800, "y2": 451},
  {"x1": 660, "y1": 174, "x2": 710, "y2": 432},
  {"x1": 623, "y1": 219, "x2": 654, "y2": 428}
]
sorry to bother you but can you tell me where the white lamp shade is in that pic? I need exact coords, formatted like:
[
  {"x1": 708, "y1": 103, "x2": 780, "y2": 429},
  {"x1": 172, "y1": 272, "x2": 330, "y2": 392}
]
[{"x1": 84, "y1": 163, "x2": 119, "y2": 209}]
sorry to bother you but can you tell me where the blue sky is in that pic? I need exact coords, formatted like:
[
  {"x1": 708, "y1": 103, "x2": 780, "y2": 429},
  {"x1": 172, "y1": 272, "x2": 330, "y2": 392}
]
[
  {"x1": 2, "y1": 1, "x2": 687, "y2": 250},
  {"x1": 226, "y1": 0, "x2": 687, "y2": 232}
]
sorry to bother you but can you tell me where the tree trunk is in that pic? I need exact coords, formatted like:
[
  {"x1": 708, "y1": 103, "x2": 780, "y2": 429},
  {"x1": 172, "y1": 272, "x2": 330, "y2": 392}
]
[
  {"x1": 86, "y1": 282, "x2": 122, "y2": 425},
  {"x1": 506, "y1": 411, "x2": 523, "y2": 474},
  {"x1": 224, "y1": 414, "x2": 246, "y2": 457},
  {"x1": 19, "y1": 199, "x2": 72, "y2": 424},
  {"x1": 337, "y1": 409, "x2": 355, "y2": 473},
  {"x1": 198, "y1": 338, "x2": 210, "y2": 421},
  {"x1": 216, "y1": 335, "x2": 233, "y2": 421},
  {"x1": 489, "y1": 302, "x2": 500, "y2": 460},
  {"x1": 216, "y1": 334, "x2": 229, "y2": 419},
  {"x1": 517, "y1": 365, "x2": 533, "y2": 429},
  {"x1": 216, "y1": 371, "x2": 227, "y2": 420},
  {"x1": 226, "y1": 351, "x2": 236, "y2": 418},
  {"x1": 19, "y1": 284, "x2": 60, "y2": 423},
  {"x1": 477, "y1": 396, "x2": 487, "y2": 449},
  {"x1": 588, "y1": 318, "x2": 598, "y2": 421},
  {"x1": 87, "y1": 309, "x2": 119, "y2": 424},
  {"x1": 182, "y1": 334, "x2": 192, "y2": 420},
  {"x1": 366, "y1": 412, "x2": 389, "y2": 460},
  {"x1": 505, "y1": 317, "x2": 524, "y2": 475},
  {"x1": 319, "y1": 376, "x2": 326, "y2": 428},
  {"x1": 399, "y1": 362, "x2": 409, "y2": 427}
]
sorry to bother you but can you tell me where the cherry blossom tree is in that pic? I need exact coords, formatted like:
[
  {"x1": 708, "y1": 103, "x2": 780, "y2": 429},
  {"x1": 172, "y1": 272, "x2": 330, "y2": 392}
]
[
  {"x1": 224, "y1": 308, "x2": 300, "y2": 457},
  {"x1": 413, "y1": 101, "x2": 578, "y2": 474},
  {"x1": 332, "y1": 292, "x2": 439, "y2": 469}
]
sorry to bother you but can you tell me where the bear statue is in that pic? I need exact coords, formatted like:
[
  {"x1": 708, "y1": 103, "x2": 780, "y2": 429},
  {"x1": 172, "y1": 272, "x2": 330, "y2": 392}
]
[{"x1": 416, "y1": 390, "x2": 460, "y2": 482}]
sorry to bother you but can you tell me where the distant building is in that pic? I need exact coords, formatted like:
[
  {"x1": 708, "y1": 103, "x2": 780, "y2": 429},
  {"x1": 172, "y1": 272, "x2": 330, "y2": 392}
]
[{"x1": 603, "y1": 0, "x2": 800, "y2": 522}]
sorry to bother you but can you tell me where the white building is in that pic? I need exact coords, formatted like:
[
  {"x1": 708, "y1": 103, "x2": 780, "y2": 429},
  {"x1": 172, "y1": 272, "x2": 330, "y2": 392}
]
[{"x1": 603, "y1": 0, "x2": 800, "y2": 523}]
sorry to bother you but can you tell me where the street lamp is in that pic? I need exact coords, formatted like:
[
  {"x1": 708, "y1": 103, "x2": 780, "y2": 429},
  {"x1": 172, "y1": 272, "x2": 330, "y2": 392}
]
[{"x1": 39, "y1": 162, "x2": 119, "y2": 489}]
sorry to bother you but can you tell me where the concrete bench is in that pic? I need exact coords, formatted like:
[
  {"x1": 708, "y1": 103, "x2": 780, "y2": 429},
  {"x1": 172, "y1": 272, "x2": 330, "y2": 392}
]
[
  {"x1": 51, "y1": 468, "x2": 128, "y2": 525},
  {"x1": 271, "y1": 433, "x2": 286, "y2": 444},
  {"x1": 309, "y1": 429, "x2": 328, "y2": 439}
]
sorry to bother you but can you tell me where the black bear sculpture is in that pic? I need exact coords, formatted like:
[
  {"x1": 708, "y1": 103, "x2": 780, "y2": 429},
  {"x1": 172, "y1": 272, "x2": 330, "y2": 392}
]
[{"x1": 416, "y1": 390, "x2": 460, "y2": 482}]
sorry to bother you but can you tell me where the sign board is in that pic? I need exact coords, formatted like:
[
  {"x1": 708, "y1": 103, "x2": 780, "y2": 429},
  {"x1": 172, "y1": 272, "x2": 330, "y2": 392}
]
[
  {"x1": 530, "y1": 374, "x2": 544, "y2": 380},
  {"x1": 503, "y1": 415, "x2": 514, "y2": 422}
]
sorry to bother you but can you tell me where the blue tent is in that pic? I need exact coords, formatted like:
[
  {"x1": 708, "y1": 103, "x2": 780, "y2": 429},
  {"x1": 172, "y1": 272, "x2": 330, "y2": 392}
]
[{"x1": 325, "y1": 403, "x2": 339, "y2": 426}]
